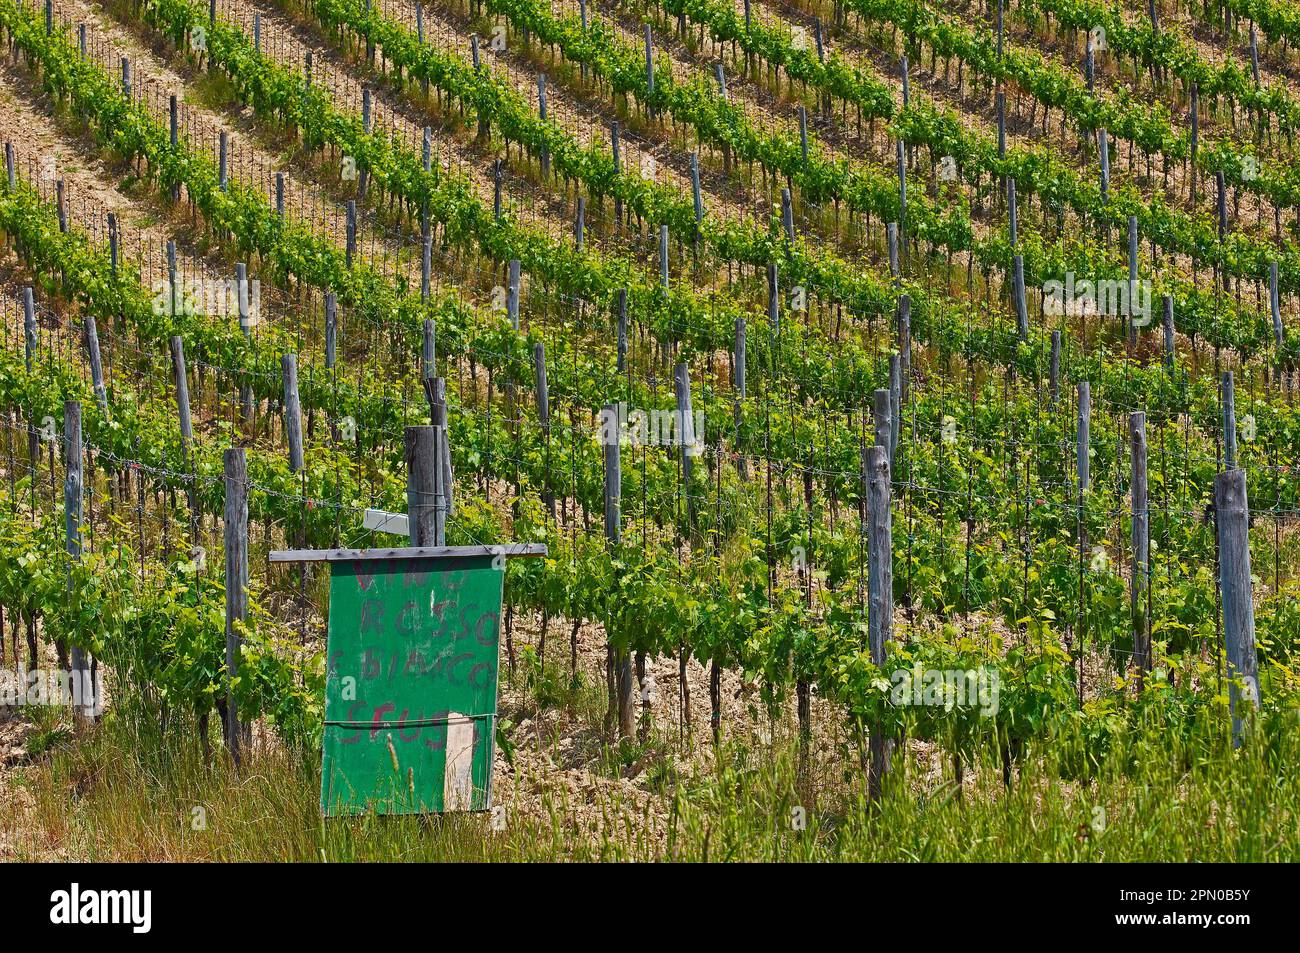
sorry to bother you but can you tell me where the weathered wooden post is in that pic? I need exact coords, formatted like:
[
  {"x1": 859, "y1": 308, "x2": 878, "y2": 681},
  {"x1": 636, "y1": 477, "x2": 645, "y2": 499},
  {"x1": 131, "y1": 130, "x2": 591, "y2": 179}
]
[
  {"x1": 1130, "y1": 412, "x2": 1150, "y2": 682},
  {"x1": 56, "y1": 180, "x2": 66, "y2": 233},
  {"x1": 422, "y1": 222, "x2": 433, "y2": 301},
  {"x1": 283, "y1": 354, "x2": 303, "y2": 473},
  {"x1": 1222, "y1": 370, "x2": 1237, "y2": 470},
  {"x1": 574, "y1": 196, "x2": 585, "y2": 250},
  {"x1": 219, "y1": 130, "x2": 228, "y2": 192},
  {"x1": 121, "y1": 56, "x2": 131, "y2": 98},
  {"x1": 405, "y1": 425, "x2": 443, "y2": 546},
  {"x1": 254, "y1": 11, "x2": 261, "y2": 52},
  {"x1": 865, "y1": 444, "x2": 892, "y2": 801},
  {"x1": 897, "y1": 294, "x2": 911, "y2": 404},
  {"x1": 781, "y1": 187, "x2": 794, "y2": 243},
  {"x1": 887, "y1": 222, "x2": 899, "y2": 283},
  {"x1": 1250, "y1": 25, "x2": 1260, "y2": 86},
  {"x1": 65, "y1": 400, "x2": 94, "y2": 720},
  {"x1": 674, "y1": 362, "x2": 696, "y2": 528},
  {"x1": 345, "y1": 200, "x2": 357, "y2": 268},
  {"x1": 537, "y1": 75, "x2": 549, "y2": 179},
  {"x1": 237, "y1": 263, "x2": 253, "y2": 422},
  {"x1": 889, "y1": 354, "x2": 901, "y2": 462},
  {"x1": 170, "y1": 336, "x2": 192, "y2": 462},
  {"x1": 1085, "y1": 30, "x2": 1094, "y2": 91},
  {"x1": 223, "y1": 448, "x2": 248, "y2": 764},
  {"x1": 601, "y1": 402, "x2": 633, "y2": 738},
  {"x1": 108, "y1": 213, "x2": 118, "y2": 274},
  {"x1": 873, "y1": 387, "x2": 892, "y2": 452},
  {"x1": 1216, "y1": 468, "x2": 1259, "y2": 747},
  {"x1": 276, "y1": 172, "x2": 285, "y2": 217},
  {"x1": 900, "y1": 54, "x2": 910, "y2": 108},
  {"x1": 84, "y1": 317, "x2": 106, "y2": 411},
  {"x1": 506, "y1": 259, "x2": 521, "y2": 329},
  {"x1": 798, "y1": 105, "x2": 809, "y2": 163},
  {"x1": 491, "y1": 157, "x2": 501, "y2": 221}
]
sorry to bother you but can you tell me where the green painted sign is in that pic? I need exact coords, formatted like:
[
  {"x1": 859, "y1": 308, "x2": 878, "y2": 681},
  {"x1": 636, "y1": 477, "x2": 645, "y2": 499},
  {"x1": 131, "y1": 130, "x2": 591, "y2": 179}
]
[{"x1": 320, "y1": 554, "x2": 503, "y2": 816}]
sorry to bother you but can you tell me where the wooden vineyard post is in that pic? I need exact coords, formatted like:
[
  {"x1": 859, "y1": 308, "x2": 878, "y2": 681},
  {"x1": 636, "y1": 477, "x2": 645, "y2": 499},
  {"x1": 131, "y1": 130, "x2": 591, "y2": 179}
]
[
  {"x1": 507, "y1": 259, "x2": 521, "y2": 330},
  {"x1": 223, "y1": 448, "x2": 248, "y2": 764},
  {"x1": 422, "y1": 319, "x2": 437, "y2": 410},
  {"x1": 781, "y1": 187, "x2": 794, "y2": 242},
  {"x1": 1130, "y1": 412, "x2": 1150, "y2": 684},
  {"x1": 65, "y1": 400, "x2": 93, "y2": 721},
  {"x1": 345, "y1": 201, "x2": 357, "y2": 269},
  {"x1": 431, "y1": 378, "x2": 453, "y2": 521},
  {"x1": 887, "y1": 222, "x2": 899, "y2": 284},
  {"x1": 897, "y1": 294, "x2": 911, "y2": 405},
  {"x1": 889, "y1": 354, "x2": 901, "y2": 463},
  {"x1": 601, "y1": 403, "x2": 633, "y2": 739},
  {"x1": 405, "y1": 425, "x2": 443, "y2": 547},
  {"x1": 574, "y1": 197, "x2": 585, "y2": 250},
  {"x1": 865, "y1": 445, "x2": 892, "y2": 801},
  {"x1": 873, "y1": 387, "x2": 892, "y2": 455},
  {"x1": 534, "y1": 342, "x2": 555, "y2": 518},
  {"x1": 219, "y1": 131, "x2": 228, "y2": 192},
  {"x1": 84, "y1": 315, "x2": 106, "y2": 410},
  {"x1": 170, "y1": 335, "x2": 196, "y2": 528},
  {"x1": 283, "y1": 354, "x2": 303, "y2": 473},
  {"x1": 23, "y1": 287, "x2": 38, "y2": 472},
  {"x1": 237, "y1": 263, "x2": 253, "y2": 424},
  {"x1": 674, "y1": 362, "x2": 695, "y2": 530},
  {"x1": 1216, "y1": 468, "x2": 1259, "y2": 746}
]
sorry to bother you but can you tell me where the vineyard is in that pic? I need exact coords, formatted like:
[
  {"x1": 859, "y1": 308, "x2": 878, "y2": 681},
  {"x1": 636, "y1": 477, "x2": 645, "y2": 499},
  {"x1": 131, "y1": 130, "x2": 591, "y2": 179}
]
[{"x1": 0, "y1": 0, "x2": 1296, "y2": 862}]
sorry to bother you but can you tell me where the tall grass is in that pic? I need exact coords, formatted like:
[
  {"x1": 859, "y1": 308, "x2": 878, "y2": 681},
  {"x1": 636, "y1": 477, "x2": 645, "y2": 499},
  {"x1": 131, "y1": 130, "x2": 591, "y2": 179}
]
[{"x1": 4, "y1": 704, "x2": 1298, "y2": 861}]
